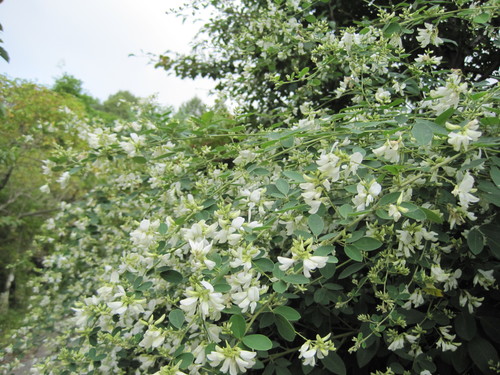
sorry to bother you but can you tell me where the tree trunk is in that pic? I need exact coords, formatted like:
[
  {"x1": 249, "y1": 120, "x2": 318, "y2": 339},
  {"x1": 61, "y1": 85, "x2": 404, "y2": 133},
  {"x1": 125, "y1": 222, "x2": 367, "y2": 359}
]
[{"x1": 0, "y1": 271, "x2": 15, "y2": 313}]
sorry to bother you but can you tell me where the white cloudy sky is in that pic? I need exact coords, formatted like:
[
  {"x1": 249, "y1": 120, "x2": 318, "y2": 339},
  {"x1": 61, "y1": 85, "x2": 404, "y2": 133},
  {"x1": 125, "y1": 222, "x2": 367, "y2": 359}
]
[{"x1": 0, "y1": 0, "x2": 216, "y2": 108}]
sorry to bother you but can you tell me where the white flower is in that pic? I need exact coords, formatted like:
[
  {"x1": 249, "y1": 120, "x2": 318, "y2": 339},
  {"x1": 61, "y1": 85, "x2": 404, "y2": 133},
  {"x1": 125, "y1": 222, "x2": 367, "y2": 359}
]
[
  {"x1": 473, "y1": 269, "x2": 495, "y2": 290},
  {"x1": 233, "y1": 150, "x2": 257, "y2": 166},
  {"x1": 299, "y1": 334, "x2": 336, "y2": 367},
  {"x1": 139, "y1": 328, "x2": 165, "y2": 349},
  {"x1": 352, "y1": 180, "x2": 382, "y2": 211},
  {"x1": 179, "y1": 280, "x2": 225, "y2": 320},
  {"x1": 416, "y1": 23, "x2": 443, "y2": 48},
  {"x1": 375, "y1": 88, "x2": 391, "y2": 103},
  {"x1": 278, "y1": 256, "x2": 295, "y2": 272},
  {"x1": 344, "y1": 152, "x2": 363, "y2": 177},
  {"x1": 120, "y1": 132, "x2": 145, "y2": 157},
  {"x1": 436, "y1": 326, "x2": 461, "y2": 352},
  {"x1": 300, "y1": 181, "x2": 322, "y2": 214},
  {"x1": 207, "y1": 344, "x2": 256, "y2": 375},
  {"x1": 130, "y1": 219, "x2": 160, "y2": 249},
  {"x1": 299, "y1": 343, "x2": 318, "y2": 366},
  {"x1": 452, "y1": 172, "x2": 479, "y2": 209},
  {"x1": 447, "y1": 120, "x2": 482, "y2": 151},
  {"x1": 189, "y1": 239, "x2": 215, "y2": 270},
  {"x1": 232, "y1": 286, "x2": 261, "y2": 313},
  {"x1": 40, "y1": 184, "x2": 51, "y2": 194},
  {"x1": 303, "y1": 255, "x2": 328, "y2": 278},
  {"x1": 388, "y1": 335, "x2": 405, "y2": 351},
  {"x1": 425, "y1": 71, "x2": 467, "y2": 114},
  {"x1": 317, "y1": 152, "x2": 340, "y2": 181},
  {"x1": 57, "y1": 171, "x2": 70, "y2": 188},
  {"x1": 372, "y1": 139, "x2": 403, "y2": 163},
  {"x1": 415, "y1": 53, "x2": 443, "y2": 66},
  {"x1": 459, "y1": 290, "x2": 484, "y2": 313}
]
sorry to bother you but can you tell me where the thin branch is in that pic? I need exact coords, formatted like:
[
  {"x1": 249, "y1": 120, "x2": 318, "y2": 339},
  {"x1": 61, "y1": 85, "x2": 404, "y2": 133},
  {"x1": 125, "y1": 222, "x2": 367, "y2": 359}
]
[
  {"x1": 0, "y1": 166, "x2": 13, "y2": 191},
  {"x1": 18, "y1": 208, "x2": 58, "y2": 219}
]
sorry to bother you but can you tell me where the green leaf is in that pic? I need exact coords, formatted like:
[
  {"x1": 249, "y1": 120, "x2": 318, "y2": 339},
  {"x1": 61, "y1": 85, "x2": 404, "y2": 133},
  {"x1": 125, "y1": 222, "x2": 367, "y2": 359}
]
[
  {"x1": 308, "y1": 214, "x2": 324, "y2": 237},
  {"x1": 242, "y1": 334, "x2": 273, "y2": 350},
  {"x1": 480, "y1": 316, "x2": 500, "y2": 344},
  {"x1": 468, "y1": 337, "x2": 499, "y2": 373},
  {"x1": 352, "y1": 237, "x2": 382, "y2": 251},
  {"x1": 339, "y1": 204, "x2": 354, "y2": 219},
  {"x1": 412, "y1": 121, "x2": 433, "y2": 145},
  {"x1": 229, "y1": 314, "x2": 246, "y2": 339},
  {"x1": 321, "y1": 351, "x2": 346, "y2": 375},
  {"x1": 213, "y1": 283, "x2": 231, "y2": 292},
  {"x1": 175, "y1": 353, "x2": 194, "y2": 370},
  {"x1": 403, "y1": 208, "x2": 426, "y2": 221},
  {"x1": 455, "y1": 313, "x2": 476, "y2": 341},
  {"x1": 273, "y1": 280, "x2": 287, "y2": 293},
  {"x1": 320, "y1": 263, "x2": 336, "y2": 279},
  {"x1": 169, "y1": 309, "x2": 185, "y2": 329},
  {"x1": 283, "y1": 170, "x2": 305, "y2": 183},
  {"x1": 252, "y1": 167, "x2": 270, "y2": 176},
  {"x1": 0, "y1": 46, "x2": 9, "y2": 62},
  {"x1": 298, "y1": 67, "x2": 310, "y2": 78},
  {"x1": 357, "y1": 340, "x2": 379, "y2": 368},
  {"x1": 283, "y1": 274, "x2": 310, "y2": 284},
  {"x1": 383, "y1": 22, "x2": 401, "y2": 37},
  {"x1": 275, "y1": 178, "x2": 290, "y2": 195},
  {"x1": 314, "y1": 245, "x2": 334, "y2": 256},
  {"x1": 305, "y1": 14, "x2": 316, "y2": 23},
  {"x1": 338, "y1": 263, "x2": 364, "y2": 279},
  {"x1": 160, "y1": 270, "x2": 183, "y2": 284},
  {"x1": 435, "y1": 108, "x2": 455, "y2": 126},
  {"x1": 275, "y1": 314, "x2": 296, "y2": 342},
  {"x1": 420, "y1": 207, "x2": 443, "y2": 224},
  {"x1": 473, "y1": 12, "x2": 490, "y2": 24},
  {"x1": 274, "y1": 306, "x2": 301, "y2": 321},
  {"x1": 467, "y1": 229, "x2": 484, "y2": 255},
  {"x1": 135, "y1": 281, "x2": 153, "y2": 291},
  {"x1": 345, "y1": 230, "x2": 364, "y2": 243},
  {"x1": 379, "y1": 192, "x2": 402, "y2": 206},
  {"x1": 253, "y1": 258, "x2": 275, "y2": 273},
  {"x1": 280, "y1": 136, "x2": 294, "y2": 148},
  {"x1": 376, "y1": 209, "x2": 392, "y2": 220},
  {"x1": 132, "y1": 156, "x2": 147, "y2": 164},
  {"x1": 158, "y1": 222, "x2": 168, "y2": 235},
  {"x1": 490, "y1": 166, "x2": 500, "y2": 187},
  {"x1": 344, "y1": 245, "x2": 363, "y2": 262}
]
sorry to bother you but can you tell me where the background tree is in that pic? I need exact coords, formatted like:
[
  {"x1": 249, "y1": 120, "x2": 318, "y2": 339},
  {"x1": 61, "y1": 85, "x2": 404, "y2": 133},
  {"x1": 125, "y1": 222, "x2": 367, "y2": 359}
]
[
  {"x1": 159, "y1": 0, "x2": 499, "y2": 119},
  {"x1": 101, "y1": 90, "x2": 140, "y2": 121},
  {"x1": 0, "y1": 75, "x2": 86, "y2": 324}
]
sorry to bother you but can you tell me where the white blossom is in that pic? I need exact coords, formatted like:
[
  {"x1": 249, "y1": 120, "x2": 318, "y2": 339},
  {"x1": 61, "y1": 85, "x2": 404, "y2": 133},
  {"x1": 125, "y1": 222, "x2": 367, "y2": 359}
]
[
  {"x1": 352, "y1": 180, "x2": 382, "y2": 211},
  {"x1": 416, "y1": 23, "x2": 443, "y2": 48},
  {"x1": 447, "y1": 120, "x2": 482, "y2": 151},
  {"x1": 452, "y1": 172, "x2": 479, "y2": 209},
  {"x1": 207, "y1": 344, "x2": 256, "y2": 375}
]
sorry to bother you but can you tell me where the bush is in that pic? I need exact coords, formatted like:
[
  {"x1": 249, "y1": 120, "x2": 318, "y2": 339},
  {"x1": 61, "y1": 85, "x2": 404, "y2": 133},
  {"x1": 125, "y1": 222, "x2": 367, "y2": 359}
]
[{"x1": 2, "y1": 1, "x2": 499, "y2": 374}]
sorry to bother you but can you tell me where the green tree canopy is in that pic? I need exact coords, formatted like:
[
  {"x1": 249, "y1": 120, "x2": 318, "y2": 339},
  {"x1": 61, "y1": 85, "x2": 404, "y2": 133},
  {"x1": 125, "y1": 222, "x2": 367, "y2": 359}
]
[
  {"x1": 101, "y1": 90, "x2": 140, "y2": 121},
  {"x1": 159, "y1": 0, "x2": 499, "y2": 118}
]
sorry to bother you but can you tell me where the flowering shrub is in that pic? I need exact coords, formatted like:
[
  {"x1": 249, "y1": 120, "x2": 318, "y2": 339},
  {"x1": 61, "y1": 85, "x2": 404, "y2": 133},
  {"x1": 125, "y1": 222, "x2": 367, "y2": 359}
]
[{"x1": 2, "y1": 1, "x2": 499, "y2": 374}]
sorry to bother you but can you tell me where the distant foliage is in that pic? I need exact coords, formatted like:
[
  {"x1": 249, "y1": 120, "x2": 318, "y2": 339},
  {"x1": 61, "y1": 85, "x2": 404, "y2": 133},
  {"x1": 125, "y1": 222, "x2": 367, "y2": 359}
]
[
  {"x1": 0, "y1": 75, "x2": 87, "y2": 316},
  {"x1": 1, "y1": 1, "x2": 499, "y2": 375}
]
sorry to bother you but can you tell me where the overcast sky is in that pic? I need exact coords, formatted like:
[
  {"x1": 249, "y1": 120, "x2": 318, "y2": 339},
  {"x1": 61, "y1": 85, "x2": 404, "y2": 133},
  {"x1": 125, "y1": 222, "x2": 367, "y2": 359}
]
[{"x1": 0, "y1": 0, "x2": 215, "y2": 108}]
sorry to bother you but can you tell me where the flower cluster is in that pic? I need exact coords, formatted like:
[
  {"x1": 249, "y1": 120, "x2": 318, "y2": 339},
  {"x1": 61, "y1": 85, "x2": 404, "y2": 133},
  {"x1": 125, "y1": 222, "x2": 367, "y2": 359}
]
[{"x1": 2, "y1": 2, "x2": 498, "y2": 375}]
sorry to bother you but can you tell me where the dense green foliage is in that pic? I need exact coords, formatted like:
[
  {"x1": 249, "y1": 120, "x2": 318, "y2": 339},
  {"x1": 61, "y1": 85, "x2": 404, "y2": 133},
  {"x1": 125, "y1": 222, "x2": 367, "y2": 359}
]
[
  {"x1": 1, "y1": 1, "x2": 499, "y2": 375},
  {"x1": 0, "y1": 75, "x2": 88, "y2": 317},
  {"x1": 161, "y1": 0, "x2": 499, "y2": 118}
]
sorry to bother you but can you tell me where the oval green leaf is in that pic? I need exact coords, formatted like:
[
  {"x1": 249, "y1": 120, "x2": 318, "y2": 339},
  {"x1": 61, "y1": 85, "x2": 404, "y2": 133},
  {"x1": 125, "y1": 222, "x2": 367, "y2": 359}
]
[
  {"x1": 344, "y1": 245, "x2": 363, "y2": 262},
  {"x1": 242, "y1": 334, "x2": 273, "y2": 350}
]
